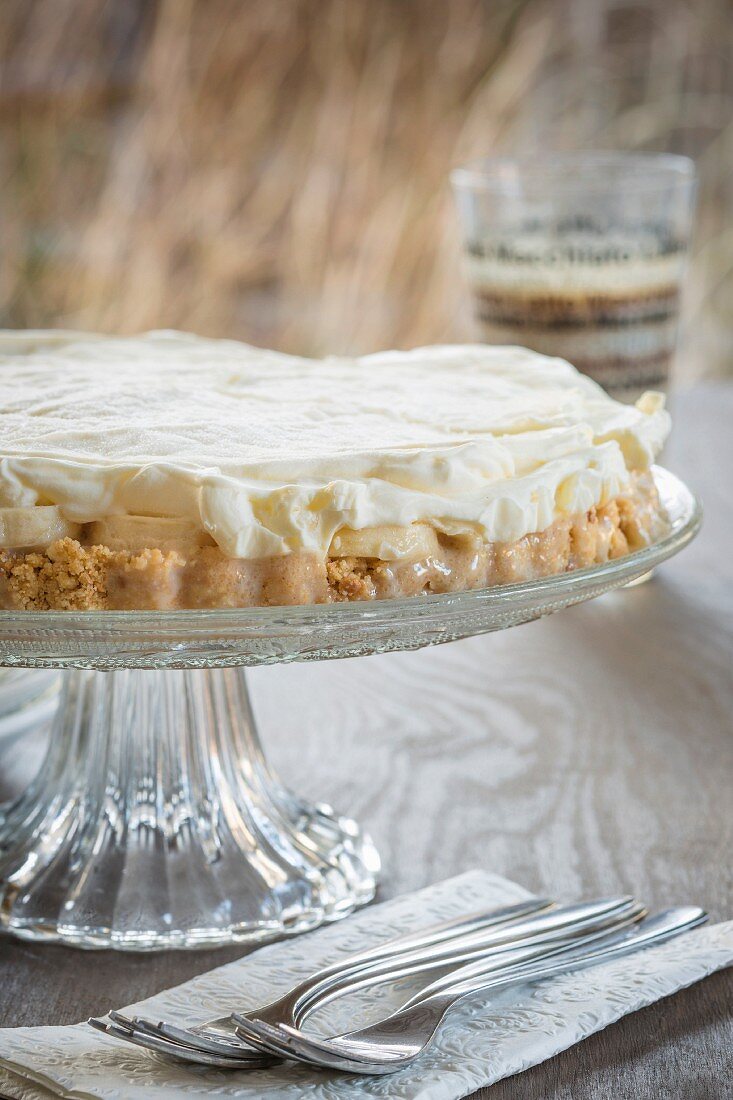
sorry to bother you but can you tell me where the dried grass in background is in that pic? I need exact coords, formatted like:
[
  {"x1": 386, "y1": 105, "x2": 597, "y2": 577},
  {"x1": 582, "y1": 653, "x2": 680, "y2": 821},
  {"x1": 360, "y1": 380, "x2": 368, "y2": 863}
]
[{"x1": 1, "y1": 0, "x2": 731, "y2": 380}]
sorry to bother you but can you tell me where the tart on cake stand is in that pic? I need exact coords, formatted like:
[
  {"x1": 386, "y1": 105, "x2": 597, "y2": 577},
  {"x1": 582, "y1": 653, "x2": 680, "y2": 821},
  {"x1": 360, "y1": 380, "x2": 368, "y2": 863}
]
[{"x1": 0, "y1": 469, "x2": 699, "y2": 950}]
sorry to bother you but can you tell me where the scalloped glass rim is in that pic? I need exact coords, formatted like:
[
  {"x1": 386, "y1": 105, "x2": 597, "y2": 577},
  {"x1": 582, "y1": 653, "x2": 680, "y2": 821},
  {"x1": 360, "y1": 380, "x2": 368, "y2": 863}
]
[{"x1": 0, "y1": 468, "x2": 701, "y2": 669}]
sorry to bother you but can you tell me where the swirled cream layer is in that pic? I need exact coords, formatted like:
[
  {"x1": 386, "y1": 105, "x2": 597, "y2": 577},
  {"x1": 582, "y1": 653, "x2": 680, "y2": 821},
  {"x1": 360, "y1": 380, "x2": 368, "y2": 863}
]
[{"x1": 0, "y1": 330, "x2": 669, "y2": 559}]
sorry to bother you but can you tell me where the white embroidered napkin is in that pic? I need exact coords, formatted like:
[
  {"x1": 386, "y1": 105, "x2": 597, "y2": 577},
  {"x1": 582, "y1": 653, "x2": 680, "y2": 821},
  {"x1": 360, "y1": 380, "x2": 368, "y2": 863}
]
[{"x1": 0, "y1": 871, "x2": 731, "y2": 1100}]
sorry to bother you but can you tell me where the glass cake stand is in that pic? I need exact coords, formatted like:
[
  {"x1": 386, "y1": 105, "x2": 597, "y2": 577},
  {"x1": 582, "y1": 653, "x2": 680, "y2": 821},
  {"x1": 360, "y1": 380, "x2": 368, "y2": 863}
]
[
  {"x1": 0, "y1": 469, "x2": 700, "y2": 950},
  {"x1": 0, "y1": 669, "x2": 59, "y2": 743}
]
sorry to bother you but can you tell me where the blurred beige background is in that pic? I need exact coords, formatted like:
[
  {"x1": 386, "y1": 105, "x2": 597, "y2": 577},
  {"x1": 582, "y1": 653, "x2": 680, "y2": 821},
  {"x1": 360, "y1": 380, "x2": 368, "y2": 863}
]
[{"x1": 1, "y1": 0, "x2": 731, "y2": 381}]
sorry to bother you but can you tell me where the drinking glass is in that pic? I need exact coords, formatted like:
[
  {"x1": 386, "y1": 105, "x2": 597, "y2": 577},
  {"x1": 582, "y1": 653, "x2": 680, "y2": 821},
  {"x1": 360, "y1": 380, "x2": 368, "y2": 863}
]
[{"x1": 451, "y1": 152, "x2": 696, "y2": 402}]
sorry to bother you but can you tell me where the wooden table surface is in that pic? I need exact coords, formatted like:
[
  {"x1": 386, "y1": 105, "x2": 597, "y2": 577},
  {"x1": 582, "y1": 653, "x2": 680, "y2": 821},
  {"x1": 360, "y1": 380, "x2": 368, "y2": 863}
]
[{"x1": 1, "y1": 383, "x2": 731, "y2": 1099}]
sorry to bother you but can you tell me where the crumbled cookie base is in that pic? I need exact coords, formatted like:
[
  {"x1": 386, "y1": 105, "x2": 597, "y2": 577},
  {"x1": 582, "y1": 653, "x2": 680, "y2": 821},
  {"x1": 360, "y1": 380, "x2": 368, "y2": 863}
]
[
  {"x1": 0, "y1": 542, "x2": 185, "y2": 611},
  {"x1": 0, "y1": 540, "x2": 113, "y2": 611},
  {"x1": 0, "y1": 474, "x2": 665, "y2": 611}
]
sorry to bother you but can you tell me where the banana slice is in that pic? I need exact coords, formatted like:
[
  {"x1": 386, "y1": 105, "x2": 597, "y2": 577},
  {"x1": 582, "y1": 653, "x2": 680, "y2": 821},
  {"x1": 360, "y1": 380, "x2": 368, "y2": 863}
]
[
  {"x1": 328, "y1": 523, "x2": 440, "y2": 561},
  {"x1": 87, "y1": 515, "x2": 216, "y2": 554},
  {"x1": 0, "y1": 506, "x2": 81, "y2": 550}
]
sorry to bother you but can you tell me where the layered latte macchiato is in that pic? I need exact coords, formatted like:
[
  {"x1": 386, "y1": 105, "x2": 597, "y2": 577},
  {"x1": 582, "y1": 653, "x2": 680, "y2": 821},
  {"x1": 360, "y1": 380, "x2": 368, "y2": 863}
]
[
  {"x1": 464, "y1": 227, "x2": 685, "y2": 401},
  {"x1": 452, "y1": 153, "x2": 696, "y2": 403}
]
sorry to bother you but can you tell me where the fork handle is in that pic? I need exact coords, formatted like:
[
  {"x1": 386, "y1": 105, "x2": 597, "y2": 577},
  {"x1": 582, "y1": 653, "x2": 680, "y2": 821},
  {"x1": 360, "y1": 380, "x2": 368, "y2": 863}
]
[
  {"x1": 291, "y1": 895, "x2": 637, "y2": 1022},
  {"x1": 305, "y1": 897, "x2": 550, "y2": 976},
  {"x1": 250, "y1": 897, "x2": 548, "y2": 1021},
  {"x1": 333, "y1": 907, "x2": 707, "y2": 1052},
  {"x1": 419, "y1": 906, "x2": 707, "y2": 1009}
]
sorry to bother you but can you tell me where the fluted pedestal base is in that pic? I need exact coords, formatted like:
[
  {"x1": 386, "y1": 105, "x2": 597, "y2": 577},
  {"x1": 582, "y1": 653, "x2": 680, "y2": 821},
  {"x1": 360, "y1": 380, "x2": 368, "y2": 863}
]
[
  {"x1": 0, "y1": 668, "x2": 379, "y2": 950},
  {"x1": 0, "y1": 668, "x2": 59, "y2": 740}
]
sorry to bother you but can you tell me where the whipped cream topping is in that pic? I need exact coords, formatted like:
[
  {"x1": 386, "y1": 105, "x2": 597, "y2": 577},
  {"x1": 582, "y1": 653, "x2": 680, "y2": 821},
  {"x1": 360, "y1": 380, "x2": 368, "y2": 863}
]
[{"x1": 0, "y1": 331, "x2": 670, "y2": 558}]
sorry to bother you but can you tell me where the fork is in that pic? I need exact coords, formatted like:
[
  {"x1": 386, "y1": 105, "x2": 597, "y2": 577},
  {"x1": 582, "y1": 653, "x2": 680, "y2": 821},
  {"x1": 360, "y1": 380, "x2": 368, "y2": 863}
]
[
  {"x1": 89, "y1": 896, "x2": 547, "y2": 1065},
  {"x1": 231, "y1": 899, "x2": 644, "y2": 1061},
  {"x1": 236, "y1": 906, "x2": 706, "y2": 1074},
  {"x1": 91, "y1": 895, "x2": 638, "y2": 1067},
  {"x1": 226, "y1": 898, "x2": 642, "y2": 1060},
  {"x1": 89, "y1": 896, "x2": 547, "y2": 1066}
]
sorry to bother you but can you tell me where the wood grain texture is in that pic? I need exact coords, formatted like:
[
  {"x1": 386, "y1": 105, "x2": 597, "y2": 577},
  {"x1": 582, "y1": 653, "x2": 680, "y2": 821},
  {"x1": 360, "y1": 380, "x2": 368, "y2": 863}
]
[{"x1": 0, "y1": 383, "x2": 731, "y2": 1098}]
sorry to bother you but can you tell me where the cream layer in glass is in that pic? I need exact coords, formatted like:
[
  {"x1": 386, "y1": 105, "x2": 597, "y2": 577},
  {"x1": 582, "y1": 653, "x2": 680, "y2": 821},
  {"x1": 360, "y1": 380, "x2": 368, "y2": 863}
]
[{"x1": 0, "y1": 330, "x2": 670, "y2": 610}]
